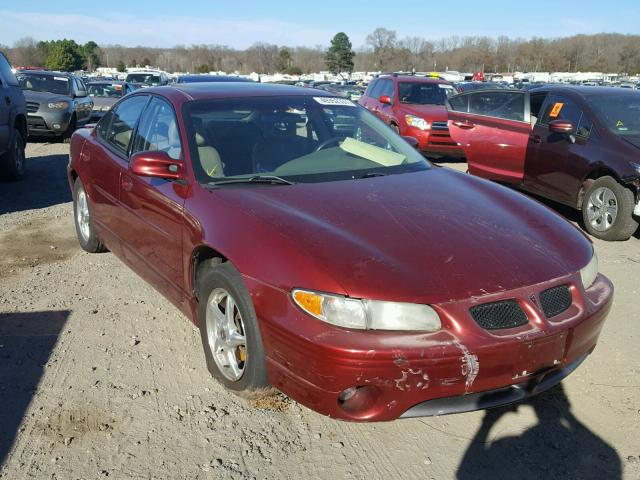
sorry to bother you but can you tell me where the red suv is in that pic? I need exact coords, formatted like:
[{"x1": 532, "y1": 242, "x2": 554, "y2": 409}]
[{"x1": 359, "y1": 75, "x2": 463, "y2": 158}]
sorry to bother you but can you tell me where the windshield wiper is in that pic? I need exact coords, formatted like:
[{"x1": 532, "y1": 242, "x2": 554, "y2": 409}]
[
  {"x1": 208, "y1": 175, "x2": 295, "y2": 187},
  {"x1": 360, "y1": 172, "x2": 386, "y2": 178}
]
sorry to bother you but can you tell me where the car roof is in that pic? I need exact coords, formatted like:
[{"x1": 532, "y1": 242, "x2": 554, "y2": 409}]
[
  {"x1": 87, "y1": 80, "x2": 126, "y2": 85},
  {"x1": 153, "y1": 82, "x2": 335, "y2": 101},
  {"x1": 379, "y1": 75, "x2": 449, "y2": 84},
  {"x1": 17, "y1": 70, "x2": 71, "y2": 77},
  {"x1": 533, "y1": 85, "x2": 640, "y2": 99}
]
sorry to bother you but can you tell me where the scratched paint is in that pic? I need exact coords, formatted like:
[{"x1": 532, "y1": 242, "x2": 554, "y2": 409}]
[
  {"x1": 394, "y1": 369, "x2": 430, "y2": 391},
  {"x1": 454, "y1": 341, "x2": 479, "y2": 391}
]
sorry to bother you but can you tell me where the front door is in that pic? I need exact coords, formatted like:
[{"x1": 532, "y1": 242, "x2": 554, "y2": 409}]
[
  {"x1": 119, "y1": 96, "x2": 188, "y2": 301},
  {"x1": 524, "y1": 95, "x2": 594, "y2": 205},
  {"x1": 447, "y1": 90, "x2": 531, "y2": 183}
]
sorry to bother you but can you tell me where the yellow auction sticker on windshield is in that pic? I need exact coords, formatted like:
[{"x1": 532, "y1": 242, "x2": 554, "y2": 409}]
[{"x1": 549, "y1": 102, "x2": 564, "y2": 118}]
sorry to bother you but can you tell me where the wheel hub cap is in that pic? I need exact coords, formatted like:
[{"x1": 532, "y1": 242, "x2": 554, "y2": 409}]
[{"x1": 586, "y1": 186, "x2": 618, "y2": 232}]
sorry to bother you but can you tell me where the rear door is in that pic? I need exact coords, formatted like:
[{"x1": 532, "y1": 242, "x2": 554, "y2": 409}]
[
  {"x1": 447, "y1": 90, "x2": 531, "y2": 183},
  {"x1": 524, "y1": 94, "x2": 594, "y2": 205},
  {"x1": 84, "y1": 95, "x2": 149, "y2": 249}
]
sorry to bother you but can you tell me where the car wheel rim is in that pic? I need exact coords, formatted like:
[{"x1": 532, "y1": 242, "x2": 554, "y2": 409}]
[
  {"x1": 76, "y1": 189, "x2": 91, "y2": 241},
  {"x1": 586, "y1": 186, "x2": 618, "y2": 232},
  {"x1": 206, "y1": 288, "x2": 247, "y2": 381}
]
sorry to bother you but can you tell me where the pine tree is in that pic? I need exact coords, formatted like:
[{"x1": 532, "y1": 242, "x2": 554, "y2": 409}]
[{"x1": 326, "y1": 33, "x2": 355, "y2": 75}]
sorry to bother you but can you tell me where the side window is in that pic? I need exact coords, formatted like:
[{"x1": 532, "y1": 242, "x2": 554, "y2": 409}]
[
  {"x1": 448, "y1": 94, "x2": 469, "y2": 112},
  {"x1": 468, "y1": 91, "x2": 525, "y2": 121},
  {"x1": 540, "y1": 97, "x2": 591, "y2": 138},
  {"x1": 132, "y1": 97, "x2": 182, "y2": 160},
  {"x1": 364, "y1": 79, "x2": 377, "y2": 97},
  {"x1": 0, "y1": 53, "x2": 19, "y2": 86},
  {"x1": 96, "y1": 110, "x2": 114, "y2": 141},
  {"x1": 369, "y1": 80, "x2": 385, "y2": 99},
  {"x1": 379, "y1": 80, "x2": 395, "y2": 102},
  {"x1": 101, "y1": 95, "x2": 148, "y2": 156}
]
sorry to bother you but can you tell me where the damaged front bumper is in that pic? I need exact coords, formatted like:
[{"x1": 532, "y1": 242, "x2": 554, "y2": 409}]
[{"x1": 245, "y1": 272, "x2": 613, "y2": 422}]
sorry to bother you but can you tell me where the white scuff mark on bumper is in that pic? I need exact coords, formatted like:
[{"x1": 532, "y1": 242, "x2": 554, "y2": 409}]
[
  {"x1": 634, "y1": 198, "x2": 640, "y2": 216},
  {"x1": 454, "y1": 341, "x2": 479, "y2": 392},
  {"x1": 394, "y1": 369, "x2": 430, "y2": 391}
]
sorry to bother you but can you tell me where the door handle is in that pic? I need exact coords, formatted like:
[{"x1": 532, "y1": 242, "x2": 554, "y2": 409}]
[
  {"x1": 121, "y1": 175, "x2": 133, "y2": 192},
  {"x1": 453, "y1": 120, "x2": 474, "y2": 129},
  {"x1": 530, "y1": 135, "x2": 542, "y2": 144}
]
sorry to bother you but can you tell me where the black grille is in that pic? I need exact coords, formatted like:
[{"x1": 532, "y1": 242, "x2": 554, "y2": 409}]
[
  {"x1": 26, "y1": 102, "x2": 39, "y2": 113},
  {"x1": 470, "y1": 300, "x2": 528, "y2": 330},
  {"x1": 431, "y1": 121, "x2": 449, "y2": 130},
  {"x1": 540, "y1": 285, "x2": 572, "y2": 318}
]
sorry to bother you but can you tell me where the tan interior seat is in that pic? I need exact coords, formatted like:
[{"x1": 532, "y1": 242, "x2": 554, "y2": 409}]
[{"x1": 196, "y1": 132, "x2": 224, "y2": 177}]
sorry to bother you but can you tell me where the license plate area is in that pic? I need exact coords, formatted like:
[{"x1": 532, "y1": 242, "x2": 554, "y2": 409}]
[{"x1": 512, "y1": 332, "x2": 567, "y2": 380}]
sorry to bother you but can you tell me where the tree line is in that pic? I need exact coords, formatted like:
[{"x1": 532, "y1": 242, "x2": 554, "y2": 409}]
[{"x1": 3, "y1": 29, "x2": 640, "y2": 75}]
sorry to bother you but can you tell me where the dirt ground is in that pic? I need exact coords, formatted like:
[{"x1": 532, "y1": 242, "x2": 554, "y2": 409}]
[{"x1": 0, "y1": 142, "x2": 638, "y2": 480}]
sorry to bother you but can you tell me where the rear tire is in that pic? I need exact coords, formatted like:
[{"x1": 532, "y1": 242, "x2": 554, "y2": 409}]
[
  {"x1": 63, "y1": 115, "x2": 77, "y2": 143},
  {"x1": 581, "y1": 176, "x2": 638, "y2": 241},
  {"x1": 196, "y1": 260, "x2": 269, "y2": 392},
  {"x1": 0, "y1": 128, "x2": 26, "y2": 181},
  {"x1": 73, "y1": 177, "x2": 107, "y2": 253}
]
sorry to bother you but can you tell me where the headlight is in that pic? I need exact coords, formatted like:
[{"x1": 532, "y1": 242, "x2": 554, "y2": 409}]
[
  {"x1": 292, "y1": 289, "x2": 442, "y2": 331},
  {"x1": 48, "y1": 101, "x2": 69, "y2": 110},
  {"x1": 580, "y1": 251, "x2": 598, "y2": 290},
  {"x1": 405, "y1": 115, "x2": 429, "y2": 131},
  {"x1": 630, "y1": 162, "x2": 640, "y2": 175}
]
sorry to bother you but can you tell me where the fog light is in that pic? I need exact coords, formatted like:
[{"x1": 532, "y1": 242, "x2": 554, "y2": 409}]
[
  {"x1": 337, "y1": 385, "x2": 381, "y2": 417},
  {"x1": 53, "y1": 123, "x2": 61, "y2": 130}
]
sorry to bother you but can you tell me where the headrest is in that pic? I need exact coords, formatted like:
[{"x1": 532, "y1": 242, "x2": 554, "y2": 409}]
[{"x1": 195, "y1": 132, "x2": 206, "y2": 146}]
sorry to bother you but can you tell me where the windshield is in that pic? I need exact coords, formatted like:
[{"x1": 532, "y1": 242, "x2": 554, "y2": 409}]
[
  {"x1": 588, "y1": 93, "x2": 640, "y2": 136},
  {"x1": 183, "y1": 95, "x2": 429, "y2": 184},
  {"x1": 126, "y1": 73, "x2": 161, "y2": 85},
  {"x1": 17, "y1": 73, "x2": 70, "y2": 95},
  {"x1": 398, "y1": 82, "x2": 457, "y2": 105},
  {"x1": 87, "y1": 83, "x2": 125, "y2": 98}
]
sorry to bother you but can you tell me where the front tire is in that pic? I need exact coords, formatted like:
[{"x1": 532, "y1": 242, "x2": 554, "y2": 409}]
[
  {"x1": 73, "y1": 177, "x2": 106, "y2": 252},
  {"x1": 63, "y1": 115, "x2": 77, "y2": 143},
  {"x1": 0, "y1": 128, "x2": 26, "y2": 181},
  {"x1": 197, "y1": 260, "x2": 268, "y2": 392},
  {"x1": 582, "y1": 176, "x2": 638, "y2": 241}
]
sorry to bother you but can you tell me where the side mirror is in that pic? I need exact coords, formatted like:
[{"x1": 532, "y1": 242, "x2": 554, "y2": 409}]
[
  {"x1": 548, "y1": 119, "x2": 575, "y2": 134},
  {"x1": 130, "y1": 151, "x2": 182, "y2": 180},
  {"x1": 402, "y1": 135, "x2": 420, "y2": 149},
  {"x1": 379, "y1": 95, "x2": 392, "y2": 105}
]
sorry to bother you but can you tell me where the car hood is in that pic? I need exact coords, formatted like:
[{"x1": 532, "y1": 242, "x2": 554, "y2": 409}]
[
  {"x1": 216, "y1": 168, "x2": 592, "y2": 304},
  {"x1": 23, "y1": 90, "x2": 70, "y2": 103},
  {"x1": 399, "y1": 104, "x2": 448, "y2": 121},
  {"x1": 622, "y1": 135, "x2": 640, "y2": 151}
]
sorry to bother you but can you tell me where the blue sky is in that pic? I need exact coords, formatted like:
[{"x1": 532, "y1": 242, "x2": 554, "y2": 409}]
[{"x1": 2, "y1": 0, "x2": 639, "y2": 49}]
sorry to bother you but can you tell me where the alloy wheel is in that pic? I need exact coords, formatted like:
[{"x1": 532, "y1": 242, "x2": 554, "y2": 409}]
[
  {"x1": 76, "y1": 189, "x2": 91, "y2": 242},
  {"x1": 205, "y1": 288, "x2": 247, "y2": 381}
]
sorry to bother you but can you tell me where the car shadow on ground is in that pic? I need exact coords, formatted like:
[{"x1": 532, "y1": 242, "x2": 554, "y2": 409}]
[
  {"x1": 0, "y1": 141, "x2": 71, "y2": 216},
  {"x1": 0, "y1": 310, "x2": 70, "y2": 467},
  {"x1": 456, "y1": 383, "x2": 621, "y2": 479}
]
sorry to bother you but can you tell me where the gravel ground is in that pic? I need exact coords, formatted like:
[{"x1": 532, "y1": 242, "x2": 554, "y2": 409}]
[{"x1": 0, "y1": 142, "x2": 638, "y2": 480}]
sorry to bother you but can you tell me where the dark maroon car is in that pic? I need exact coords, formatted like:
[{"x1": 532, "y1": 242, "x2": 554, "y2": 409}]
[
  {"x1": 447, "y1": 86, "x2": 640, "y2": 241},
  {"x1": 68, "y1": 83, "x2": 612, "y2": 421}
]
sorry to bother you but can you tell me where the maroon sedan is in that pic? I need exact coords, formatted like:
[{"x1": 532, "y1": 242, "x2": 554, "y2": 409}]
[
  {"x1": 68, "y1": 83, "x2": 612, "y2": 421},
  {"x1": 447, "y1": 86, "x2": 640, "y2": 241}
]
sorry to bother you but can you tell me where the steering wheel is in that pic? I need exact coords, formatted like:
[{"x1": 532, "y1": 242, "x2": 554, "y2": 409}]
[{"x1": 314, "y1": 136, "x2": 346, "y2": 152}]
